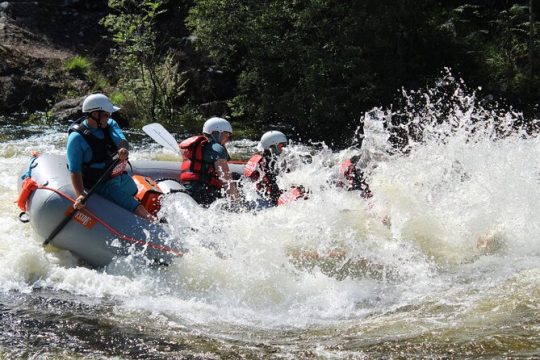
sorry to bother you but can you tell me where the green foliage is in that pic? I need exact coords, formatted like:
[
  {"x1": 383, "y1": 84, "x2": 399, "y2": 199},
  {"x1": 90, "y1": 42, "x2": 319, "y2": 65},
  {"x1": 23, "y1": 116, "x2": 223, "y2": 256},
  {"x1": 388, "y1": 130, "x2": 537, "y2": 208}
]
[
  {"x1": 102, "y1": 0, "x2": 191, "y2": 129},
  {"x1": 92, "y1": 1, "x2": 538, "y2": 143},
  {"x1": 90, "y1": 73, "x2": 112, "y2": 94},
  {"x1": 109, "y1": 91, "x2": 126, "y2": 107},
  {"x1": 62, "y1": 56, "x2": 111, "y2": 97},
  {"x1": 24, "y1": 111, "x2": 56, "y2": 126},
  {"x1": 187, "y1": 0, "x2": 455, "y2": 145},
  {"x1": 64, "y1": 56, "x2": 92, "y2": 78},
  {"x1": 173, "y1": 104, "x2": 206, "y2": 134},
  {"x1": 450, "y1": 2, "x2": 539, "y2": 102}
]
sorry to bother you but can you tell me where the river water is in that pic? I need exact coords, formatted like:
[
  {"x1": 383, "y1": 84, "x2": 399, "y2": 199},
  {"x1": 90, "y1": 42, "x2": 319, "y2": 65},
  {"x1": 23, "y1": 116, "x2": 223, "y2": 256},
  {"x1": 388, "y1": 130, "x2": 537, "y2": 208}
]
[{"x1": 0, "y1": 80, "x2": 539, "y2": 359}]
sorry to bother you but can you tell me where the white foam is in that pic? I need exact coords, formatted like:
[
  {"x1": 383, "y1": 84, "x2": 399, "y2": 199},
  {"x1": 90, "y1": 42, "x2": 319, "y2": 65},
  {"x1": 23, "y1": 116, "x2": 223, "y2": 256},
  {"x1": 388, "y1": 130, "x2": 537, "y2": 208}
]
[{"x1": 1, "y1": 74, "x2": 538, "y2": 331}]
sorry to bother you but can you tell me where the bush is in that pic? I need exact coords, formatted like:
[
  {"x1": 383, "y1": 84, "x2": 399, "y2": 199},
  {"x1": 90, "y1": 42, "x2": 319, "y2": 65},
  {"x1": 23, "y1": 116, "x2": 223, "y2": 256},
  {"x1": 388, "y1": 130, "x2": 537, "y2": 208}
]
[{"x1": 64, "y1": 56, "x2": 92, "y2": 78}]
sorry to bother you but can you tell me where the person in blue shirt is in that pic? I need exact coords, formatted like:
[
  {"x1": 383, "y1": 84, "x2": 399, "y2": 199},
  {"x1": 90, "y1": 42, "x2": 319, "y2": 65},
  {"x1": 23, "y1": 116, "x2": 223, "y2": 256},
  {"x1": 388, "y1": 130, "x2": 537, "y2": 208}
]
[
  {"x1": 66, "y1": 93, "x2": 155, "y2": 221},
  {"x1": 179, "y1": 117, "x2": 240, "y2": 206}
]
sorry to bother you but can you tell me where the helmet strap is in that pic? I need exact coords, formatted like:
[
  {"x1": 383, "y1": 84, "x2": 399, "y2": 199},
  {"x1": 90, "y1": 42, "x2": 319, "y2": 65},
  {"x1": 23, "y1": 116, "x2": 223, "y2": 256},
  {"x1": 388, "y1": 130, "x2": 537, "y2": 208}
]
[
  {"x1": 89, "y1": 111, "x2": 108, "y2": 128},
  {"x1": 210, "y1": 131, "x2": 222, "y2": 144},
  {"x1": 89, "y1": 111, "x2": 100, "y2": 123},
  {"x1": 86, "y1": 111, "x2": 101, "y2": 128}
]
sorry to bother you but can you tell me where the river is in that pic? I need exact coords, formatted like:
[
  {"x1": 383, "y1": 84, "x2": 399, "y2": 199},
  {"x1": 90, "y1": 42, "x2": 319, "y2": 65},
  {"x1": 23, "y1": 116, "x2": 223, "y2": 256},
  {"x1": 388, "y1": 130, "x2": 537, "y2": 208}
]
[{"x1": 0, "y1": 80, "x2": 539, "y2": 359}]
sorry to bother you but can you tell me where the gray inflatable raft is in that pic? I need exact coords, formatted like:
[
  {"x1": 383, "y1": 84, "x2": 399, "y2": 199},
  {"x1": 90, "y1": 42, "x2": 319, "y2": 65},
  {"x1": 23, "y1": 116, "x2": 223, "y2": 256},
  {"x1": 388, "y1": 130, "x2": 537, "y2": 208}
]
[{"x1": 17, "y1": 153, "x2": 198, "y2": 267}]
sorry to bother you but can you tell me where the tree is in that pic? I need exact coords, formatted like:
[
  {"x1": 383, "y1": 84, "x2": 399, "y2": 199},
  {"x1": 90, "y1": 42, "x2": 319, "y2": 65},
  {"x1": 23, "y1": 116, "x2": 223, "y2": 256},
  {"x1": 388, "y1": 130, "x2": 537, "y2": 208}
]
[
  {"x1": 187, "y1": 0, "x2": 456, "y2": 147},
  {"x1": 450, "y1": 1, "x2": 540, "y2": 107},
  {"x1": 102, "y1": 0, "x2": 190, "y2": 128}
]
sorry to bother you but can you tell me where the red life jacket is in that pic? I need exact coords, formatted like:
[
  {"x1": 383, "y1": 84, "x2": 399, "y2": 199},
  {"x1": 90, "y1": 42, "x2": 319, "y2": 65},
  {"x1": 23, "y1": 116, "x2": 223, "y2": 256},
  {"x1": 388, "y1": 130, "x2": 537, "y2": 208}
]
[
  {"x1": 338, "y1": 159, "x2": 355, "y2": 189},
  {"x1": 179, "y1": 135, "x2": 222, "y2": 189}
]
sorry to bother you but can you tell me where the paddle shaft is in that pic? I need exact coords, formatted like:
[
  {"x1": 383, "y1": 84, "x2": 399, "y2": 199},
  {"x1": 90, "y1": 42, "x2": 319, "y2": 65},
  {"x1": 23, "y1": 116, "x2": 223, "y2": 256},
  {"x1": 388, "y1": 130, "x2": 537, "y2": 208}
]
[{"x1": 43, "y1": 158, "x2": 120, "y2": 246}]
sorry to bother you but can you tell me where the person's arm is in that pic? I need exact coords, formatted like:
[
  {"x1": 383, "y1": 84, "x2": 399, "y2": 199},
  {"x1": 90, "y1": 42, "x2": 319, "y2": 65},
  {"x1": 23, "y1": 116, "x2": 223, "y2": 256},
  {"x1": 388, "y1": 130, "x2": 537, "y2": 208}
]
[
  {"x1": 67, "y1": 132, "x2": 87, "y2": 209},
  {"x1": 108, "y1": 120, "x2": 130, "y2": 160},
  {"x1": 215, "y1": 159, "x2": 240, "y2": 200},
  {"x1": 70, "y1": 172, "x2": 87, "y2": 209}
]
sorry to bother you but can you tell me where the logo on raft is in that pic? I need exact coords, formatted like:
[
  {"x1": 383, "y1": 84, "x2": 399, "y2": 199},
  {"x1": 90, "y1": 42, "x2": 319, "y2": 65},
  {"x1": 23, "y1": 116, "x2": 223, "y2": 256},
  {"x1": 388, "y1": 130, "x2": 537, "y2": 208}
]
[{"x1": 64, "y1": 207, "x2": 96, "y2": 229}]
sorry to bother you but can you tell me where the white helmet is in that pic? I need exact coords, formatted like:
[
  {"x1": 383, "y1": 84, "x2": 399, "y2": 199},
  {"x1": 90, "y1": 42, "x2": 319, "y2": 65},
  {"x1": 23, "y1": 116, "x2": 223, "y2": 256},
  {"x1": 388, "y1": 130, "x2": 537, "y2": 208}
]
[
  {"x1": 257, "y1": 130, "x2": 287, "y2": 152},
  {"x1": 82, "y1": 93, "x2": 120, "y2": 113},
  {"x1": 203, "y1": 117, "x2": 233, "y2": 135}
]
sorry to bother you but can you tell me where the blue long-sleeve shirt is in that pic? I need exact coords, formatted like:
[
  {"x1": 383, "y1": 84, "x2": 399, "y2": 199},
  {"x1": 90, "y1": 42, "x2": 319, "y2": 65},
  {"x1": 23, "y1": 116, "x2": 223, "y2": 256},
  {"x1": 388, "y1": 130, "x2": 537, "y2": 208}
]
[{"x1": 66, "y1": 119, "x2": 127, "y2": 173}]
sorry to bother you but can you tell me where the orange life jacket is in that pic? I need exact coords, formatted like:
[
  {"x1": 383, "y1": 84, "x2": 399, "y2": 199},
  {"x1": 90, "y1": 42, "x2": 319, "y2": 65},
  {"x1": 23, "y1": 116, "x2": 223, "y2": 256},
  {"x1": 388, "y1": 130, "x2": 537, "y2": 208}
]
[
  {"x1": 132, "y1": 175, "x2": 163, "y2": 216},
  {"x1": 17, "y1": 177, "x2": 39, "y2": 211},
  {"x1": 179, "y1": 135, "x2": 222, "y2": 189}
]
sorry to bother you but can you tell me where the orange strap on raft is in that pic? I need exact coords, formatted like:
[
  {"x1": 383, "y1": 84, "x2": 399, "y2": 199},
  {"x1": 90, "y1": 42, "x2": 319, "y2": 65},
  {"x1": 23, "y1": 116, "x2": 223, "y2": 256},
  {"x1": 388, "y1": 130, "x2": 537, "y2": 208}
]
[
  {"x1": 277, "y1": 186, "x2": 306, "y2": 206},
  {"x1": 132, "y1": 175, "x2": 163, "y2": 216},
  {"x1": 17, "y1": 177, "x2": 39, "y2": 211}
]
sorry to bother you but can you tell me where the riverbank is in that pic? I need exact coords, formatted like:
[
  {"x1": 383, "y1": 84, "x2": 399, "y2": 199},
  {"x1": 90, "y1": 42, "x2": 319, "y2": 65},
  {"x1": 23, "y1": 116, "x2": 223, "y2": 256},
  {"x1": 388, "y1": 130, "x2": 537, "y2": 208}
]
[{"x1": 0, "y1": 1, "x2": 113, "y2": 117}]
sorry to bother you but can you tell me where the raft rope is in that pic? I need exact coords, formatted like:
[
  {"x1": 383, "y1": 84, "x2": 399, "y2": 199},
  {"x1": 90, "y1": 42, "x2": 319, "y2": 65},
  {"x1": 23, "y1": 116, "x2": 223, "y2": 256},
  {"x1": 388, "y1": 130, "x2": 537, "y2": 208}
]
[
  {"x1": 20, "y1": 155, "x2": 39, "y2": 180},
  {"x1": 35, "y1": 185, "x2": 183, "y2": 257}
]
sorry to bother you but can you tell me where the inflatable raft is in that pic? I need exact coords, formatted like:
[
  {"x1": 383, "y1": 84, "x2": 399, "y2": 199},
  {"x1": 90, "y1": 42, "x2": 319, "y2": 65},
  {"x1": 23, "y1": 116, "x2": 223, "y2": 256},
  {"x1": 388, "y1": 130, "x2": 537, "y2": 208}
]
[{"x1": 17, "y1": 153, "x2": 244, "y2": 267}]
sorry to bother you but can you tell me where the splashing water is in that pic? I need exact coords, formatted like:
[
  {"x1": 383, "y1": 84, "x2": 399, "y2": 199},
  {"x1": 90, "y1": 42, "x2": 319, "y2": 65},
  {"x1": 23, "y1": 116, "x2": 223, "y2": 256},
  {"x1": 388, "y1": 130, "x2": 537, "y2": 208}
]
[{"x1": 0, "y1": 74, "x2": 538, "y2": 358}]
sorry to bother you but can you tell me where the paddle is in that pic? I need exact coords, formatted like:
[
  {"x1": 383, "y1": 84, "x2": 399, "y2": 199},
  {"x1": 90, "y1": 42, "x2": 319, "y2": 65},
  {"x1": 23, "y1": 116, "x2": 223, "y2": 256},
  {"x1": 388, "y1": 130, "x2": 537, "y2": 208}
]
[
  {"x1": 43, "y1": 158, "x2": 120, "y2": 246},
  {"x1": 142, "y1": 123, "x2": 180, "y2": 154}
]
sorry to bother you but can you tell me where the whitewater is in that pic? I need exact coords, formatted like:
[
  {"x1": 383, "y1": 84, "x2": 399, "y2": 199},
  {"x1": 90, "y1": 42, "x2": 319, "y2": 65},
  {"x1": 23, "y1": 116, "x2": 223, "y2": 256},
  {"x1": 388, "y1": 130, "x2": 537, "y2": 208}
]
[{"x1": 0, "y1": 77, "x2": 538, "y2": 358}]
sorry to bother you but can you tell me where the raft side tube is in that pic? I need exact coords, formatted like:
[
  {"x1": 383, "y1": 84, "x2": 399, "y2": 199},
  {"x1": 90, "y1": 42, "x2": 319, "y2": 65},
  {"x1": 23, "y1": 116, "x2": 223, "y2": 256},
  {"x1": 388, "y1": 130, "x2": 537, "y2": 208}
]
[{"x1": 19, "y1": 154, "x2": 179, "y2": 267}]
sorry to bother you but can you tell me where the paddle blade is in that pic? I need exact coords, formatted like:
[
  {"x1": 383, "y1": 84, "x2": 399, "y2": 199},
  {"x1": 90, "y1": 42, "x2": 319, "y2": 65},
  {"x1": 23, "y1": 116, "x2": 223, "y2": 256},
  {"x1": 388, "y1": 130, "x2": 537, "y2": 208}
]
[{"x1": 142, "y1": 123, "x2": 180, "y2": 154}]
